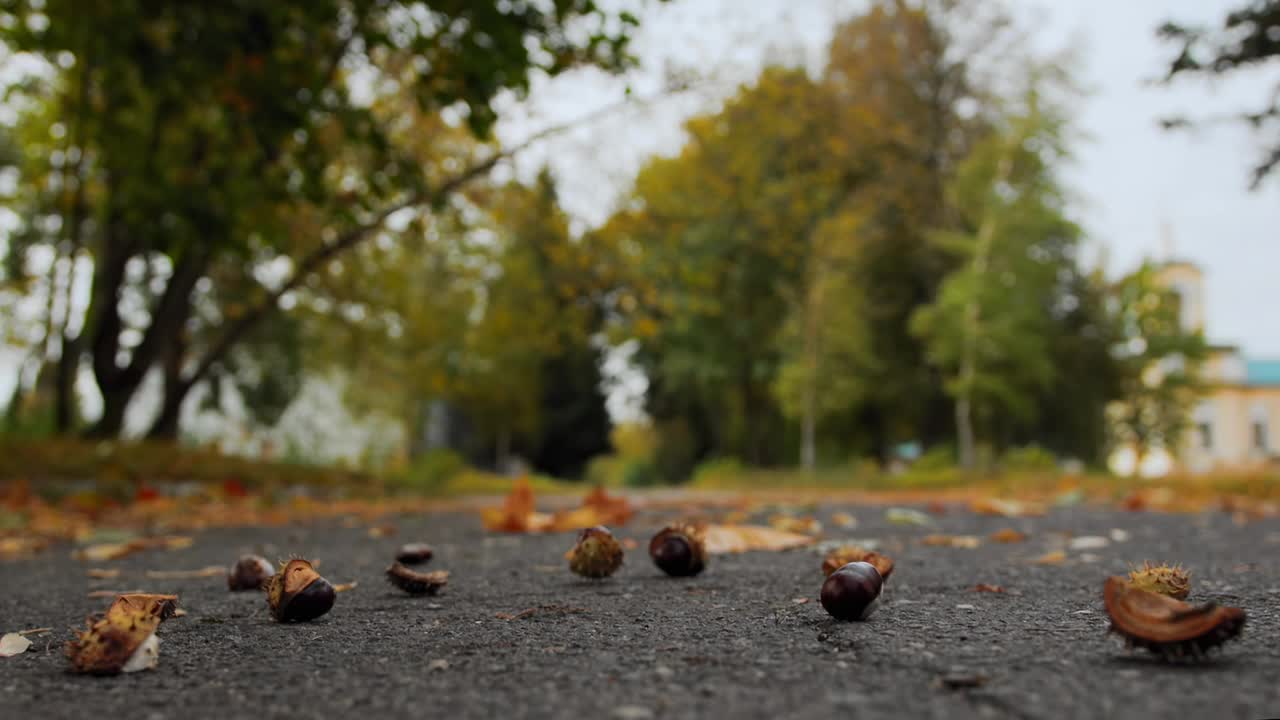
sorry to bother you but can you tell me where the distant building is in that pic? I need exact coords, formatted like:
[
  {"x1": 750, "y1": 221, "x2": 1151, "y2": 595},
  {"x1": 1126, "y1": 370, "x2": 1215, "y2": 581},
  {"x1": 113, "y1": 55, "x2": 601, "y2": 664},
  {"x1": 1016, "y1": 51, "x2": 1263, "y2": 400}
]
[{"x1": 1158, "y1": 261, "x2": 1280, "y2": 472}]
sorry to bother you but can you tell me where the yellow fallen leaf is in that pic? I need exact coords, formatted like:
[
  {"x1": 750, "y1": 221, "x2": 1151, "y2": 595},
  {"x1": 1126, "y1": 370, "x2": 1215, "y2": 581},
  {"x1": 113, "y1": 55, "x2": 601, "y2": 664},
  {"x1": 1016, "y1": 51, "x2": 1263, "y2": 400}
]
[
  {"x1": 830, "y1": 512, "x2": 857, "y2": 529},
  {"x1": 87, "y1": 568, "x2": 122, "y2": 579},
  {"x1": 768, "y1": 514, "x2": 823, "y2": 535},
  {"x1": 989, "y1": 529, "x2": 1027, "y2": 544},
  {"x1": 1034, "y1": 550, "x2": 1067, "y2": 565},
  {"x1": 144, "y1": 566, "x2": 226, "y2": 579},
  {"x1": 702, "y1": 525, "x2": 815, "y2": 554},
  {"x1": 970, "y1": 498, "x2": 1045, "y2": 518},
  {"x1": 922, "y1": 534, "x2": 981, "y2": 549}
]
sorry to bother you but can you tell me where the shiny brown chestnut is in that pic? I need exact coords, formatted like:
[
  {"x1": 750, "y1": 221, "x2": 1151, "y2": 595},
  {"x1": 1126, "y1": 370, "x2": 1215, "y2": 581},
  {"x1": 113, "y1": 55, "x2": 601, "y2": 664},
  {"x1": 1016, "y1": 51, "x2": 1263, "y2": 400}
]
[
  {"x1": 567, "y1": 526, "x2": 624, "y2": 579},
  {"x1": 228, "y1": 554, "x2": 275, "y2": 591},
  {"x1": 820, "y1": 561, "x2": 883, "y2": 621},
  {"x1": 395, "y1": 543, "x2": 434, "y2": 565},
  {"x1": 649, "y1": 524, "x2": 707, "y2": 577},
  {"x1": 266, "y1": 558, "x2": 336, "y2": 622}
]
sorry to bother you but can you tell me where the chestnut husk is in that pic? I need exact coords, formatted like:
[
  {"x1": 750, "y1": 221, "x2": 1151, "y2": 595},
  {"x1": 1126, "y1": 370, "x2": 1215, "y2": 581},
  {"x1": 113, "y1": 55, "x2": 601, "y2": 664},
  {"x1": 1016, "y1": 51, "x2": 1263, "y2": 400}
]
[
  {"x1": 821, "y1": 546, "x2": 894, "y2": 580},
  {"x1": 385, "y1": 562, "x2": 449, "y2": 596},
  {"x1": 266, "y1": 558, "x2": 336, "y2": 622},
  {"x1": 67, "y1": 607, "x2": 162, "y2": 675},
  {"x1": 820, "y1": 561, "x2": 883, "y2": 621},
  {"x1": 649, "y1": 524, "x2": 707, "y2": 577},
  {"x1": 395, "y1": 543, "x2": 435, "y2": 565},
  {"x1": 568, "y1": 526, "x2": 624, "y2": 579},
  {"x1": 228, "y1": 554, "x2": 275, "y2": 591},
  {"x1": 108, "y1": 593, "x2": 180, "y2": 622},
  {"x1": 1103, "y1": 576, "x2": 1245, "y2": 660}
]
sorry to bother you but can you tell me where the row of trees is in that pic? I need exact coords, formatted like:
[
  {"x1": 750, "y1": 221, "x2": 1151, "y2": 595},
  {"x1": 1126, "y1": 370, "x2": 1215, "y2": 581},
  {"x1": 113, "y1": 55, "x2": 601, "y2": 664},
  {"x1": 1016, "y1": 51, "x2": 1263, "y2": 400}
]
[{"x1": 3, "y1": 0, "x2": 1270, "y2": 478}]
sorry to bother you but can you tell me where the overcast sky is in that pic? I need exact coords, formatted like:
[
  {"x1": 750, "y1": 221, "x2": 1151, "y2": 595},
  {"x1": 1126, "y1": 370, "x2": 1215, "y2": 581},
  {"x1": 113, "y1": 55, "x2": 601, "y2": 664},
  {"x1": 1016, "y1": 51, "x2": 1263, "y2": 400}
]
[{"x1": 500, "y1": 0, "x2": 1280, "y2": 358}]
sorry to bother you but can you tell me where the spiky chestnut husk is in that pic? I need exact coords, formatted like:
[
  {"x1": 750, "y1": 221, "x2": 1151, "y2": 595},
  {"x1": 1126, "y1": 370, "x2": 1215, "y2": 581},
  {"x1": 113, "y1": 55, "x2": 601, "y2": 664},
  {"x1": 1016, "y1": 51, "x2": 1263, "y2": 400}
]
[
  {"x1": 1103, "y1": 576, "x2": 1245, "y2": 661},
  {"x1": 820, "y1": 561, "x2": 883, "y2": 621},
  {"x1": 266, "y1": 558, "x2": 336, "y2": 622},
  {"x1": 386, "y1": 562, "x2": 449, "y2": 596},
  {"x1": 228, "y1": 554, "x2": 275, "y2": 591},
  {"x1": 108, "y1": 593, "x2": 180, "y2": 622},
  {"x1": 1127, "y1": 561, "x2": 1191, "y2": 600},
  {"x1": 66, "y1": 607, "x2": 162, "y2": 675},
  {"x1": 649, "y1": 524, "x2": 707, "y2": 577},
  {"x1": 568, "y1": 526, "x2": 624, "y2": 579},
  {"x1": 395, "y1": 543, "x2": 434, "y2": 565},
  {"x1": 821, "y1": 546, "x2": 894, "y2": 581}
]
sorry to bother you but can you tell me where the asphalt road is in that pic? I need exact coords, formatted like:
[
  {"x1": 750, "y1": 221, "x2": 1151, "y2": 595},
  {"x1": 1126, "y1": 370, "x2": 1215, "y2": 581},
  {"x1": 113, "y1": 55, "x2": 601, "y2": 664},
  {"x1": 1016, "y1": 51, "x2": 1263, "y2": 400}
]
[{"x1": 2, "y1": 503, "x2": 1279, "y2": 719}]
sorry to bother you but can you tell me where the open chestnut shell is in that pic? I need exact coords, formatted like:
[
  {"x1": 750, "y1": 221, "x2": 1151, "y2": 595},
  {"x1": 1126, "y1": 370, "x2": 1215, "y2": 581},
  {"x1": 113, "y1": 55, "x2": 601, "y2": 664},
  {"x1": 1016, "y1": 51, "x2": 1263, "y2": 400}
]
[
  {"x1": 266, "y1": 558, "x2": 336, "y2": 622},
  {"x1": 386, "y1": 562, "x2": 449, "y2": 596},
  {"x1": 820, "y1": 561, "x2": 883, "y2": 621},
  {"x1": 228, "y1": 554, "x2": 275, "y2": 591},
  {"x1": 821, "y1": 546, "x2": 894, "y2": 580},
  {"x1": 67, "y1": 606, "x2": 162, "y2": 675},
  {"x1": 568, "y1": 526, "x2": 624, "y2": 579},
  {"x1": 649, "y1": 524, "x2": 707, "y2": 577},
  {"x1": 1103, "y1": 576, "x2": 1244, "y2": 660},
  {"x1": 395, "y1": 543, "x2": 435, "y2": 565}
]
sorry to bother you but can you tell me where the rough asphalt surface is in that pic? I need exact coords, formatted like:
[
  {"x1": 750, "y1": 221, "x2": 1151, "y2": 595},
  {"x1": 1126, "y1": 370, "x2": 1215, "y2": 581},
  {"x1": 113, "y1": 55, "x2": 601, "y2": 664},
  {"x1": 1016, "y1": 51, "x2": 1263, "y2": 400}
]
[{"x1": 2, "y1": 503, "x2": 1280, "y2": 719}]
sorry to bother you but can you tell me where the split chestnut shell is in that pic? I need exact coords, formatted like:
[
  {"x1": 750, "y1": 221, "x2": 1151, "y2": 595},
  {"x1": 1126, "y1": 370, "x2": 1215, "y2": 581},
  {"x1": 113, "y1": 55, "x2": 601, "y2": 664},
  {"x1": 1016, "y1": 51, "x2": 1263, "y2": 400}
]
[
  {"x1": 821, "y1": 546, "x2": 894, "y2": 581},
  {"x1": 1103, "y1": 576, "x2": 1245, "y2": 660},
  {"x1": 266, "y1": 558, "x2": 336, "y2": 622},
  {"x1": 386, "y1": 562, "x2": 449, "y2": 596},
  {"x1": 568, "y1": 526, "x2": 624, "y2": 579},
  {"x1": 395, "y1": 543, "x2": 435, "y2": 565},
  {"x1": 66, "y1": 606, "x2": 162, "y2": 675},
  {"x1": 649, "y1": 524, "x2": 707, "y2": 577}
]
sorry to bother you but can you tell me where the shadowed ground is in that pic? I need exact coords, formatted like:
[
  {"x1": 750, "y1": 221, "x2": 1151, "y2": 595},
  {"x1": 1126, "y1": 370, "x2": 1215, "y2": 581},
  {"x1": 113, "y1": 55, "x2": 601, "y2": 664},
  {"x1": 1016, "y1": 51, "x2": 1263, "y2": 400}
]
[{"x1": 2, "y1": 504, "x2": 1279, "y2": 719}]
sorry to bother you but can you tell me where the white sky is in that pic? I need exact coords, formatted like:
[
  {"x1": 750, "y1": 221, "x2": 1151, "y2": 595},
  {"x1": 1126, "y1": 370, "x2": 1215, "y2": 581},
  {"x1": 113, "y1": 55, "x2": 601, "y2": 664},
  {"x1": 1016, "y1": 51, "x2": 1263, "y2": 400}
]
[{"x1": 500, "y1": 0, "x2": 1280, "y2": 358}]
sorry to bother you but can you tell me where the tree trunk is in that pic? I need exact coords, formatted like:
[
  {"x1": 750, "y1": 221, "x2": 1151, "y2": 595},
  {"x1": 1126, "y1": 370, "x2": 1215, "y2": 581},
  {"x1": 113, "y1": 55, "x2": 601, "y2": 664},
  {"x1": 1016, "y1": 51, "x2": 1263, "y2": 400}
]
[
  {"x1": 955, "y1": 393, "x2": 975, "y2": 471},
  {"x1": 146, "y1": 335, "x2": 188, "y2": 441}
]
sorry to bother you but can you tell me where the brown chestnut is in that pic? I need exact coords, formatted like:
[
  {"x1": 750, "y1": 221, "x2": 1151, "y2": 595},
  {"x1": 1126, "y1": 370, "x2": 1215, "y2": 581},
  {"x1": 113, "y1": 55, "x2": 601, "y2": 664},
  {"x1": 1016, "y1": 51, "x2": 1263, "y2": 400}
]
[
  {"x1": 266, "y1": 559, "x2": 336, "y2": 622},
  {"x1": 567, "y1": 526, "x2": 624, "y2": 579},
  {"x1": 649, "y1": 524, "x2": 707, "y2": 577},
  {"x1": 820, "y1": 561, "x2": 882, "y2": 621},
  {"x1": 395, "y1": 543, "x2": 434, "y2": 565},
  {"x1": 228, "y1": 554, "x2": 275, "y2": 591}
]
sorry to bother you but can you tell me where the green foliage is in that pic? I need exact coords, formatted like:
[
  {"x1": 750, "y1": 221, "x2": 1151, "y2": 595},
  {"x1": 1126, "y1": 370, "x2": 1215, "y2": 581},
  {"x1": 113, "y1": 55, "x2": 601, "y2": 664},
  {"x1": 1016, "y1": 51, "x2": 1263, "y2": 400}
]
[
  {"x1": 689, "y1": 457, "x2": 746, "y2": 488},
  {"x1": 1000, "y1": 445, "x2": 1058, "y2": 473},
  {"x1": 389, "y1": 448, "x2": 467, "y2": 494},
  {"x1": 1105, "y1": 263, "x2": 1208, "y2": 469},
  {"x1": 912, "y1": 445, "x2": 957, "y2": 473},
  {"x1": 1159, "y1": 1, "x2": 1280, "y2": 187}
]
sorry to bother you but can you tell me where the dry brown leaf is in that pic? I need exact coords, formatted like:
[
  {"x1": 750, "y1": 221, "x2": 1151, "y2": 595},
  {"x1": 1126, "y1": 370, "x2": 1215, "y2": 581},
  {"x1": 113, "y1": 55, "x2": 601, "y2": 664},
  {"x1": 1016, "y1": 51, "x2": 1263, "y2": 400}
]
[
  {"x1": 333, "y1": 581, "x2": 359, "y2": 593},
  {"x1": 479, "y1": 476, "x2": 553, "y2": 533},
  {"x1": 87, "y1": 568, "x2": 121, "y2": 579},
  {"x1": 921, "y1": 534, "x2": 981, "y2": 549},
  {"x1": 481, "y1": 479, "x2": 632, "y2": 534},
  {"x1": 970, "y1": 498, "x2": 1045, "y2": 517},
  {"x1": 830, "y1": 512, "x2": 857, "y2": 529},
  {"x1": 989, "y1": 528, "x2": 1027, "y2": 544},
  {"x1": 768, "y1": 514, "x2": 823, "y2": 535},
  {"x1": 702, "y1": 525, "x2": 815, "y2": 554},
  {"x1": 73, "y1": 536, "x2": 193, "y2": 562},
  {"x1": 0, "y1": 536, "x2": 49, "y2": 560},
  {"x1": 1034, "y1": 550, "x2": 1067, "y2": 565},
  {"x1": 144, "y1": 566, "x2": 225, "y2": 579},
  {"x1": 86, "y1": 589, "x2": 146, "y2": 598},
  {"x1": 368, "y1": 524, "x2": 397, "y2": 538},
  {"x1": 971, "y1": 584, "x2": 1006, "y2": 593}
]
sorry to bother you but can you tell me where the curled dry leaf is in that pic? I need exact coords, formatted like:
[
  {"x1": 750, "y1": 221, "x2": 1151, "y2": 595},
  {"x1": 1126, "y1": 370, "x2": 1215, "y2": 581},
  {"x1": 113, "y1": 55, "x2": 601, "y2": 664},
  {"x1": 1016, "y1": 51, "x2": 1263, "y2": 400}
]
[
  {"x1": 821, "y1": 546, "x2": 894, "y2": 580},
  {"x1": 73, "y1": 535, "x2": 193, "y2": 562},
  {"x1": 385, "y1": 563, "x2": 449, "y2": 596},
  {"x1": 885, "y1": 508, "x2": 932, "y2": 526},
  {"x1": 768, "y1": 514, "x2": 823, "y2": 535},
  {"x1": 1034, "y1": 550, "x2": 1067, "y2": 565},
  {"x1": 1127, "y1": 562, "x2": 1191, "y2": 600},
  {"x1": 921, "y1": 534, "x2": 981, "y2": 549},
  {"x1": 1103, "y1": 576, "x2": 1245, "y2": 660},
  {"x1": 702, "y1": 525, "x2": 815, "y2": 554},
  {"x1": 66, "y1": 607, "x2": 162, "y2": 675},
  {"x1": 567, "y1": 526, "x2": 624, "y2": 579},
  {"x1": 480, "y1": 479, "x2": 633, "y2": 534},
  {"x1": 266, "y1": 559, "x2": 336, "y2": 622},
  {"x1": 0, "y1": 633, "x2": 32, "y2": 658},
  {"x1": 971, "y1": 584, "x2": 1006, "y2": 593},
  {"x1": 969, "y1": 498, "x2": 1045, "y2": 518},
  {"x1": 989, "y1": 528, "x2": 1027, "y2": 544}
]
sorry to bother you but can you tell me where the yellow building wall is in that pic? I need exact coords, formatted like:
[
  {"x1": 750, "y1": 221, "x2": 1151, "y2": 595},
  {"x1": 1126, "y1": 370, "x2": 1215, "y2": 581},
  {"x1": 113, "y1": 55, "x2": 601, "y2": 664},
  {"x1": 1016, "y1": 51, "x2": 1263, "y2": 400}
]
[{"x1": 1182, "y1": 386, "x2": 1280, "y2": 471}]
